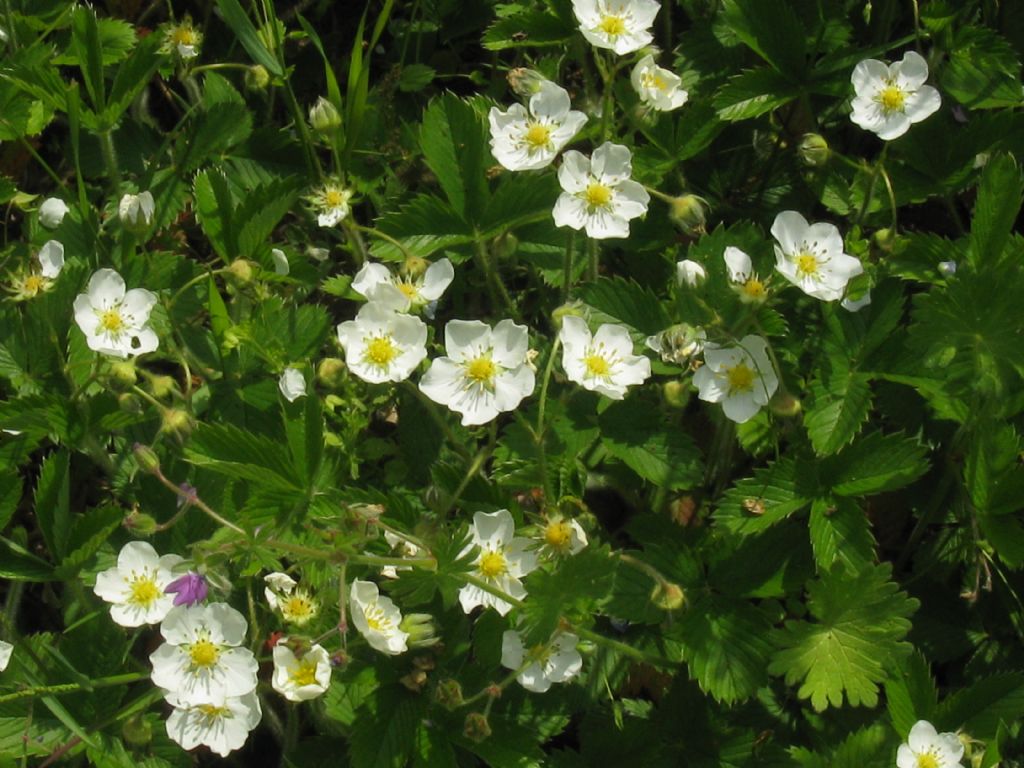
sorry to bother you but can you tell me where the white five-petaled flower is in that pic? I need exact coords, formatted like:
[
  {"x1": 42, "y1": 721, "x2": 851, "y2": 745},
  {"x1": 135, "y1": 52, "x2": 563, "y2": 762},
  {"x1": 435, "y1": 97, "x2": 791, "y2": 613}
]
[
  {"x1": 39, "y1": 198, "x2": 69, "y2": 229},
  {"x1": 693, "y1": 335, "x2": 779, "y2": 424},
  {"x1": 501, "y1": 630, "x2": 583, "y2": 693},
  {"x1": 0, "y1": 641, "x2": 11, "y2": 672},
  {"x1": 771, "y1": 212, "x2": 864, "y2": 302},
  {"x1": 350, "y1": 579, "x2": 409, "y2": 655},
  {"x1": 489, "y1": 81, "x2": 587, "y2": 172},
  {"x1": 150, "y1": 603, "x2": 259, "y2": 706},
  {"x1": 93, "y1": 541, "x2": 183, "y2": 627},
  {"x1": 73, "y1": 269, "x2": 159, "y2": 358},
  {"x1": 118, "y1": 191, "x2": 155, "y2": 232},
  {"x1": 9, "y1": 241, "x2": 65, "y2": 301},
  {"x1": 310, "y1": 181, "x2": 353, "y2": 228},
  {"x1": 850, "y1": 51, "x2": 941, "y2": 141},
  {"x1": 165, "y1": 690, "x2": 261, "y2": 758},
  {"x1": 631, "y1": 54, "x2": 688, "y2": 112},
  {"x1": 271, "y1": 642, "x2": 332, "y2": 701},
  {"x1": 278, "y1": 367, "x2": 306, "y2": 402},
  {"x1": 553, "y1": 143, "x2": 650, "y2": 240},
  {"x1": 538, "y1": 516, "x2": 588, "y2": 558},
  {"x1": 458, "y1": 510, "x2": 538, "y2": 616},
  {"x1": 351, "y1": 258, "x2": 455, "y2": 313},
  {"x1": 571, "y1": 0, "x2": 660, "y2": 55},
  {"x1": 559, "y1": 316, "x2": 651, "y2": 400},
  {"x1": 419, "y1": 319, "x2": 535, "y2": 426},
  {"x1": 676, "y1": 259, "x2": 706, "y2": 288},
  {"x1": 264, "y1": 572, "x2": 320, "y2": 627},
  {"x1": 336, "y1": 301, "x2": 428, "y2": 384},
  {"x1": 724, "y1": 246, "x2": 769, "y2": 304},
  {"x1": 896, "y1": 720, "x2": 965, "y2": 768}
]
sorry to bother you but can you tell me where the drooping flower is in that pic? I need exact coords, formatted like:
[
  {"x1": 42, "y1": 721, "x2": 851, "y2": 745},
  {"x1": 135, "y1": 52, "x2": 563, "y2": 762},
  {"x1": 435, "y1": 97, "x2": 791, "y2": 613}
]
[
  {"x1": 693, "y1": 335, "x2": 779, "y2": 424},
  {"x1": 162, "y1": 17, "x2": 202, "y2": 60},
  {"x1": 0, "y1": 640, "x2": 13, "y2": 672},
  {"x1": 850, "y1": 51, "x2": 941, "y2": 141},
  {"x1": 93, "y1": 541, "x2": 183, "y2": 627},
  {"x1": 724, "y1": 246, "x2": 769, "y2": 304},
  {"x1": 501, "y1": 630, "x2": 582, "y2": 693},
  {"x1": 336, "y1": 301, "x2": 428, "y2": 384},
  {"x1": 309, "y1": 181, "x2": 353, "y2": 228},
  {"x1": 271, "y1": 643, "x2": 332, "y2": 701},
  {"x1": 350, "y1": 580, "x2": 409, "y2": 655},
  {"x1": 150, "y1": 603, "x2": 259, "y2": 706},
  {"x1": 381, "y1": 530, "x2": 423, "y2": 579},
  {"x1": 165, "y1": 690, "x2": 261, "y2": 757},
  {"x1": 489, "y1": 81, "x2": 587, "y2": 172},
  {"x1": 38, "y1": 198, "x2": 68, "y2": 229},
  {"x1": 165, "y1": 572, "x2": 208, "y2": 607},
  {"x1": 553, "y1": 143, "x2": 650, "y2": 240},
  {"x1": 8, "y1": 241, "x2": 64, "y2": 301},
  {"x1": 309, "y1": 97, "x2": 342, "y2": 134},
  {"x1": 538, "y1": 516, "x2": 588, "y2": 558},
  {"x1": 676, "y1": 259, "x2": 706, "y2": 287},
  {"x1": 896, "y1": 720, "x2": 964, "y2": 768},
  {"x1": 264, "y1": 572, "x2": 320, "y2": 627},
  {"x1": 631, "y1": 54, "x2": 688, "y2": 112},
  {"x1": 351, "y1": 258, "x2": 454, "y2": 314},
  {"x1": 73, "y1": 269, "x2": 159, "y2": 358},
  {"x1": 771, "y1": 212, "x2": 864, "y2": 302},
  {"x1": 458, "y1": 510, "x2": 538, "y2": 616},
  {"x1": 271, "y1": 248, "x2": 290, "y2": 275},
  {"x1": 419, "y1": 319, "x2": 535, "y2": 426},
  {"x1": 558, "y1": 316, "x2": 651, "y2": 400},
  {"x1": 278, "y1": 367, "x2": 306, "y2": 402},
  {"x1": 571, "y1": 0, "x2": 660, "y2": 55},
  {"x1": 645, "y1": 324, "x2": 705, "y2": 366},
  {"x1": 118, "y1": 191, "x2": 155, "y2": 233}
]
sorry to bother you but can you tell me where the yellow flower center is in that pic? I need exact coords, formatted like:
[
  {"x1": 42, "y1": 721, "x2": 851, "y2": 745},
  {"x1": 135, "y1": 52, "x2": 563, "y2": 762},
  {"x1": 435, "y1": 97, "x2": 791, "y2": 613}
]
[
  {"x1": 524, "y1": 122, "x2": 552, "y2": 150},
  {"x1": 742, "y1": 278, "x2": 766, "y2": 300},
  {"x1": 22, "y1": 275, "x2": 45, "y2": 296},
  {"x1": 598, "y1": 14, "x2": 627, "y2": 36},
  {"x1": 478, "y1": 549, "x2": 507, "y2": 579},
  {"x1": 916, "y1": 755, "x2": 939, "y2": 768},
  {"x1": 324, "y1": 188, "x2": 348, "y2": 208},
  {"x1": 281, "y1": 592, "x2": 318, "y2": 625},
  {"x1": 197, "y1": 704, "x2": 228, "y2": 719},
  {"x1": 465, "y1": 356, "x2": 497, "y2": 385},
  {"x1": 172, "y1": 27, "x2": 198, "y2": 46},
  {"x1": 583, "y1": 182, "x2": 613, "y2": 209},
  {"x1": 188, "y1": 638, "x2": 220, "y2": 669},
  {"x1": 544, "y1": 520, "x2": 573, "y2": 550},
  {"x1": 584, "y1": 353, "x2": 611, "y2": 377},
  {"x1": 878, "y1": 85, "x2": 906, "y2": 112},
  {"x1": 128, "y1": 575, "x2": 162, "y2": 607},
  {"x1": 364, "y1": 335, "x2": 398, "y2": 368},
  {"x1": 726, "y1": 363, "x2": 756, "y2": 394},
  {"x1": 642, "y1": 73, "x2": 667, "y2": 91},
  {"x1": 397, "y1": 281, "x2": 419, "y2": 300},
  {"x1": 290, "y1": 660, "x2": 320, "y2": 687},
  {"x1": 363, "y1": 604, "x2": 393, "y2": 632},
  {"x1": 795, "y1": 252, "x2": 820, "y2": 277},
  {"x1": 99, "y1": 309, "x2": 125, "y2": 333}
]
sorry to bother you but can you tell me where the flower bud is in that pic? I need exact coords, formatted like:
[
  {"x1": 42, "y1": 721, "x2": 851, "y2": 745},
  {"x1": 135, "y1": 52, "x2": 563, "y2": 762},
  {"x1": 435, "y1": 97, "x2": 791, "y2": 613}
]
[
  {"x1": 121, "y1": 714, "x2": 153, "y2": 746},
  {"x1": 434, "y1": 678, "x2": 464, "y2": 710},
  {"x1": 148, "y1": 375, "x2": 176, "y2": 399},
  {"x1": 161, "y1": 409, "x2": 193, "y2": 436},
  {"x1": 676, "y1": 259, "x2": 706, "y2": 287},
  {"x1": 491, "y1": 232, "x2": 518, "y2": 260},
  {"x1": 399, "y1": 613, "x2": 439, "y2": 649},
  {"x1": 118, "y1": 393, "x2": 143, "y2": 413},
  {"x1": 401, "y1": 255, "x2": 429, "y2": 279},
  {"x1": 668, "y1": 194, "x2": 709, "y2": 234},
  {"x1": 245, "y1": 64, "x2": 270, "y2": 91},
  {"x1": 309, "y1": 97, "x2": 342, "y2": 134},
  {"x1": 165, "y1": 572, "x2": 208, "y2": 607},
  {"x1": 872, "y1": 227, "x2": 897, "y2": 253},
  {"x1": 646, "y1": 324, "x2": 705, "y2": 366},
  {"x1": 317, "y1": 357, "x2": 347, "y2": 389},
  {"x1": 133, "y1": 443, "x2": 161, "y2": 474},
  {"x1": 662, "y1": 380, "x2": 690, "y2": 409},
  {"x1": 551, "y1": 300, "x2": 584, "y2": 330},
  {"x1": 938, "y1": 260, "x2": 957, "y2": 277},
  {"x1": 769, "y1": 392, "x2": 802, "y2": 417},
  {"x1": 798, "y1": 133, "x2": 829, "y2": 167},
  {"x1": 123, "y1": 510, "x2": 158, "y2": 536},
  {"x1": 118, "y1": 191, "x2": 155, "y2": 234},
  {"x1": 463, "y1": 712, "x2": 492, "y2": 744},
  {"x1": 38, "y1": 197, "x2": 69, "y2": 229},
  {"x1": 227, "y1": 259, "x2": 256, "y2": 286},
  {"x1": 650, "y1": 582, "x2": 686, "y2": 611},
  {"x1": 507, "y1": 68, "x2": 547, "y2": 98},
  {"x1": 400, "y1": 669, "x2": 428, "y2": 692},
  {"x1": 107, "y1": 360, "x2": 137, "y2": 390}
]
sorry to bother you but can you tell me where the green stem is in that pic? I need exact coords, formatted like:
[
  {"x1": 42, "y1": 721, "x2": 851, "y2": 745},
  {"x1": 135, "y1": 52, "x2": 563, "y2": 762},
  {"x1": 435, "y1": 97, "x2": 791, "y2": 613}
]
[
  {"x1": 880, "y1": 163, "x2": 898, "y2": 232},
  {"x1": 401, "y1": 382, "x2": 471, "y2": 461},
  {"x1": 561, "y1": 231, "x2": 575, "y2": 302},
  {"x1": 458, "y1": 574, "x2": 525, "y2": 611},
  {"x1": 152, "y1": 468, "x2": 246, "y2": 535},
  {"x1": 856, "y1": 144, "x2": 888, "y2": 226},
  {"x1": 445, "y1": 446, "x2": 492, "y2": 513},
  {"x1": 571, "y1": 625, "x2": 675, "y2": 668},
  {"x1": 352, "y1": 224, "x2": 416, "y2": 261},
  {"x1": 99, "y1": 130, "x2": 122, "y2": 191},
  {"x1": 472, "y1": 236, "x2": 516, "y2": 317},
  {"x1": 0, "y1": 673, "x2": 148, "y2": 704},
  {"x1": 535, "y1": 337, "x2": 561, "y2": 503},
  {"x1": 586, "y1": 238, "x2": 599, "y2": 282}
]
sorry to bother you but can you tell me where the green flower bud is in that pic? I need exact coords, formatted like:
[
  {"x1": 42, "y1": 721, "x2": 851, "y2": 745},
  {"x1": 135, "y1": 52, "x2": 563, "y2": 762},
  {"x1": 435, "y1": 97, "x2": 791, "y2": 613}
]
[
  {"x1": 123, "y1": 510, "x2": 158, "y2": 536},
  {"x1": 399, "y1": 613, "x2": 439, "y2": 649},
  {"x1": 434, "y1": 678, "x2": 464, "y2": 710},
  {"x1": 668, "y1": 194, "x2": 709, "y2": 234},
  {"x1": 551, "y1": 300, "x2": 585, "y2": 331},
  {"x1": 317, "y1": 357, "x2": 347, "y2": 389},
  {"x1": 133, "y1": 443, "x2": 161, "y2": 474},
  {"x1": 245, "y1": 64, "x2": 270, "y2": 91},
  {"x1": 769, "y1": 392, "x2": 802, "y2": 418},
  {"x1": 117, "y1": 393, "x2": 143, "y2": 413},
  {"x1": 798, "y1": 133, "x2": 830, "y2": 167},
  {"x1": 401, "y1": 255, "x2": 429, "y2": 279},
  {"x1": 309, "y1": 97, "x2": 342, "y2": 134},
  {"x1": 662, "y1": 380, "x2": 690, "y2": 409},
  {"x1": 650, "y1": 582, "x2": 686, "y2": 611},
  {"x1": 507, "y1": 68, "x2": 547, "y2": 98},
  {"x1": 872, "y1": 227, "x2": 897, "y2": 253},
  {"x1": 463, "y1": 712, "x2": 492, "y2": 744},
  {"x1": 227, "y1": 259, "x2": 256, "y2": 286},
  {"x1": 161, "y1": 409, "x2": 193, "y2": 436},
  {"x1": 121, "y1": 714, "x2": 153, "y2": 746},
  {"x1": 148, "y1": 375, "x2": 176, "y2": 399},
  {"x1": 108, "y1": 360, "x2": 137, "y2": 390}
]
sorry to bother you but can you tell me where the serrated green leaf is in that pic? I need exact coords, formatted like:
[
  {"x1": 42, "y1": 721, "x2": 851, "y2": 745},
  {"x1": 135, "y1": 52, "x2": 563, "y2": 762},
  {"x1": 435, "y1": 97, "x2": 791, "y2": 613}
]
[
  {"x1": 938, "y1": 673, "x2": 1024, "y2": 739},
  {"x1": 721, "y1": 0, "x2": 807, "y2": 80},
  {"x1": 420, "y1": 93, "x2": 490, "y2": 221},
  {"x1": 941, "y1": 26, "x2": 1024, "y2": 109},
  {"x1": 0, "y1": 469, "x2": 22, "y2": 533},
  {"x1": 713, "y1": 67, "x2": 800, "y2": 121},
  {"x1": 193, "y1": 169, "x2": 234, "y2": 260},
  {"x1": 714, "y1": 457, "x2": 813, "y2": 534},
  {"x1": 348, "y1": 687, "x2": 426, "y2": 768},
  {"x1": 822, "y1": 432, "x2": 929, "y2": 497},
  {"x1": 808, "y1": 497, "x2": 875, "y2": 571},
  {"x1": 579, "y1": 277, "x2": 671, "y2": 336},
  {"x1": 599, "y1": 401, "x2": 702, "y2": 491},
  {"x1": 969, "y1": 153, "x2": 1024, "y2": 268},
  {"x1": 885, "y1": 649, "x2": 938, "y2": 737},
  {"x1": 185, "y1": 423, "x2": 301, "y2": 491},
  {"x1": 398, "y1": 64, "x2": 436, "y2": 92},
  {"x1": 54, "y1": 505, "x2": 122, "y2": 579},
  {"x1": 213, "y1": 0, "x2": 284, "y2": 76},
  {"x1": 34, "y1": 449, "x2": 70, "y2": 561},
  {"x1": 235, "y1": 177, "x2": 302, "y2": 258},
  {"x1": 804, "y1": 370, "x2": 872, "y2": 456},
  {"x1": 0, "y1": 536, "x2": 54, "y2": 580},
  {"x1": 482, "y1": 9, "x2": 573, "y2": 50},
  {"x1": 372, "y1": 195, "x2": 472, "y2": 261}
]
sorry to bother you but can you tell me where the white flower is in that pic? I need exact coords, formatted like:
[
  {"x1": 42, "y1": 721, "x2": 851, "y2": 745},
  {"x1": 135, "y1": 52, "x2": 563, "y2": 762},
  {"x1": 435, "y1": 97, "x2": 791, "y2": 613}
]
[
  {"x1": 724, "y1": 246, "x2": 769, "y2": 304},
  {"x1": 631, "y1": 54, "x2": 688, "y2": 111},
  {"x1": 278, "y1": 367, "x2": 306, "y2": 402},
  {"x1": 458, "y1": 510, "x2": 538, "y2": 616},
  {"x1": 645, "y1": 324, "x2": 706, "y2": 365},
  {"x1": 571, "y1": 0, "x2": 660, "y2": 55},
  {"x1": 851, "y1": 51, "x2": 941, "y2": 141},
  {"x1": 676, "y1": 259, "x2": 706, "y2": 287},
  {"x1": 73, "y1": 269, "x2": 159, "y2": 358},
  {"x1": 0, "y1": 640, "x2": 12, "y2": 672},
  {"x1": 938, "y1": 260, "x2": 957, "y2": 277},
  {"x1": 350, "y1": 580, "x2": 409, "y2": 655},
  {"x1": 381, "y1": 531, "x2": 422, "y2": 579},
  {"x1": 271, "y1": 248, "x2": 290, "y2": 275},
  {"x1": 896, "y1": 720, "x2": 964, "y2": 768},
  {"x1": 8, "y1": 241, "x2": 65, "y2": 301},
  {"x1": 38, "y1": 241, "x2": 64, "y2": 279},
  {"x1": 93, "y1": 541, "x2": 183, "y2": 627},
  {"x1": 841, "y1": 290, "x2": 871, "y2": 312},
  {"x1": 39, "y1": 198, "x2": 68, "y2": 228},
  {"x1": 118, "y1": 191, "x2": 155, "y2": 231},
  {"x1": 538, "y1": 516, "x2": 588, "y2": 557},
  {"x1": 558, "y1": 316, "x2": 650, "y2": 400},
  {"x1": 337, "y1": 301, "x2": 428, "y2": 384},
  {"x1": 150, "y1": 603, "x2": 259, "y2": 706},
  {"x1": 264, "y1": 572, "x2": 320, "y2": 627},
  {"x1": 307, "y1": 246, "x2": 330, "y2": 262},
  {"x1": 553, "y1": 143, "x2": 650, "y2": 240},
  {"x1": 310, "y1": 181, "x2": 353, "y2": 227},
  {"x1": 489, "y1": 81, "x2": 587, "y2": 172},
  {"x1": 165, "y1": 691, "x2": 261, "y2": 757},
  {"x1": 271, "y1": 643, "x2": 332, "y2": 701},
  {"x1": 501, "y1": 630, "x2": 582, "y2": 693},
  {"x1": 351, "y1": 258, "x2": 454, "y2": 313},
  {"x1": 771, "y1": 211, "x2": 864, "y2": 302},
  {"x1": 163, "y1": 19, "x2": 202, "y2": 60},
  {"x1": 693, "y1": 335, "x2": 779, "y2": 424}
]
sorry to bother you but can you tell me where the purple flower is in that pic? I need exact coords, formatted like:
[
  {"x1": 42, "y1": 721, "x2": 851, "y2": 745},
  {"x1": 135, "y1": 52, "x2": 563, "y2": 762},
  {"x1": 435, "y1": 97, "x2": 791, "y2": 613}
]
[{"x1": 164, "y1": 572, "x2": 207, "y2": 606}]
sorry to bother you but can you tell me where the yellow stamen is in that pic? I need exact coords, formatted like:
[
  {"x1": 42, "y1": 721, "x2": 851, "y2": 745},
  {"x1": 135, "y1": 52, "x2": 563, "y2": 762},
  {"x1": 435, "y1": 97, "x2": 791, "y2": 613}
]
[
  {"x1": 584, "y1": 354, "x2": 610, "y2": 377},
  {"x1": 22, "y1": 276, "x2": 45, "y2": 295},
  {"x1": 544, "y1": 520, "x2": 573, "y2": 550},
  {"x1": 478, "y1": 550, "x2": 507, "y2": 578},
  {"x1": 396, "y1": 282, "x2": 419, "y2": 300},
  {"x1": 99, "y1": 309, "x2": 125, "y2": 333},
  {"x1": 281, "y1": 593, "x2": 317, "y2": 624},
  {"x1": 128, "y1": 576, "x2": 162, "y2": 607},
  {"x1": 172, "y1": 27, "x2": 198, "y2": 46},
  {"x1": 598, "y1": 15, "x2": 626, "y2": 36},
  {"x1": 524, "y1": 123, "x2": 552, "y2": 150},
  {"x1": 583, "y1": 182, "x2": 613, "y2": 209},
  {"x1": 290, "y1": 660, "x2": 320, "y2": 687},
  {"x1": 466, "y1": 356, "x2": 497, "y2": 385},
  {"x1": 198, "y1": 704, "x2": 228, "y2": 719},
  {"x1": 364, "y1": 336, "x2": 398, "y2": 368},
  {"x1": 916, "y1": 755, "x2": 939, "y2": 768},
  {"x1": 188, "y1": 638, "x2": 220, "y2": 669},
  {"x1": 795, "y1": 252, "x2": 820, "y2": 278},
  {"x1": 642, "y1": 73, "x2": 667, "y2": 91},
  {"x1": 878, "y1": 85, "x2": 906, "y2": 112},
  {"x1": 742, "y1": 279, "x2": 766, "y2": 300},
  {"x1": 726, "y1": 363, "x2": 756, "y2": 394}
]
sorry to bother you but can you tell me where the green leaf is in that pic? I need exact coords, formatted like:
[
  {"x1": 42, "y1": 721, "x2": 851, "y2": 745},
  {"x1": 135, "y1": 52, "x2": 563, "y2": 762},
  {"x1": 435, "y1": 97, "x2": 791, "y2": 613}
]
[
  {"x1": 398, "y1": 64, "x2": 436, "y2": 93},
  {"x1": 185, "y1": 423, "x2": 301, "y2": 491},
  {"x1": 969, "y1": 153, "x2": 1024, "y2": 268},
  {"x1": 769, "y1": 563, "x2": 917, "y2": 711},
  {"x1": 420, "y1": 93, "x2": 490, "y2": 221},
  {"x1": 804, "y1": 349, "x2": 872, "y2": 456},
  {"x1": 372, "y1": 195, "x2": 473, "y2": 261},
  {"x1": 282, "y1": 385, "x2": 324, "y2": 489},
  {"x1": 822, "y1": 432, "x2": 929, "y2": 497},
  {"x1": 193, "y1": 169, "x2": 235, "y2": 260},
  {"x1": 714, "y1": 457, "x2": 813, "y2": 534},
  {"x1": 104, "y1": 33, "x2": 162, "y2": 125},
  {"x1": 941, "y1": 26, "x2": 1024, "y2": 109},
  {"x1": 482, "y1": 9, "x2": 574, "y2": 50},
  {"x1": 938, "y1": 673, "x2": 1024, "y2": 739},
  {"x1": 213, "y1": 0, "x2": 284, "y2": 76},
  {"x1": 885, "y1": 650, "x2": 938, "y2": 737},
  {"x1": 578, "y1": 277, "x2": 671, "y2": 336},
  {"x1": 720, "y1": 0, "x2": 807, "y2": 80},
  {"x1": 713, "y1": 67, "x2": 801, "y2": 121},
  {"x1": 599, "y1": 401, "x2": 702, "y2": 491},
  {"x1": 808, "y1": 497, "x2": 876, "y2": 571},
  {"x1": 0, "y1": 536, "x2": 54, "y2": 581},
  {"x1": 177, "y1": 96, "x2": 253, "y2": 172},
  {"x1": 0, "y1": 469, "x2": 22, "y2": 532},
  {"x1": 69, "y1": 6, "x2": 106, "y2": 112},
  {"x1": 234, "y1": 177, "x2": 302, "y2": 258},
  {"x1": 348, "y1": 686, "x2": 426, "y2": 768},
  {"x1": 34, "y1": 449, "x2": 70, "y2": 561},
  {"x1": 296, "y1": 13, "x2": 343, "y2": 109}
]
